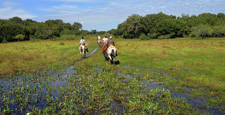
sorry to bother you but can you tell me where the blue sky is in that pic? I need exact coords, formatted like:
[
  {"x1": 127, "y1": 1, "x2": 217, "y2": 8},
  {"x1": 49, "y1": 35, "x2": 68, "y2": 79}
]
[{"x1": 0, "y1": 0, "x2": 225, "y2": 31}]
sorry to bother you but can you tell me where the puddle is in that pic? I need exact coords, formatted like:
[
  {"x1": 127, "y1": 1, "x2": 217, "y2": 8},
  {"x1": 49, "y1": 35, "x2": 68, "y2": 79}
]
[
  {"x1": 116, "y1": 68, "x2": 224, "y2": 114},
  {"x1": 96, "y1": 67, "x2": 103, "y2": 72},
  {"x1": 0, "y1": 46, "x2": 100, "y2": 114},
  {"x1": 111, "y1": 100, "x2": 125, "y2": 115},
  {"x1": 84, "y1": 46, "x2": 99, "y2": 58}
]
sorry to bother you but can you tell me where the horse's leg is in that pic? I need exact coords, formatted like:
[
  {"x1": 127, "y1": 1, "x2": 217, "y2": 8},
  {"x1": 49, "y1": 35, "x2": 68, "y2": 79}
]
[
  {"x1": 108, "y1": 54, "x2": 112, "y2": 61},
  {"x1": 82, "y1": 48, "x2": 84, "y2": 57},
  {"x1": 84, "y1": 50, "x2": 86, "y2": 57}
]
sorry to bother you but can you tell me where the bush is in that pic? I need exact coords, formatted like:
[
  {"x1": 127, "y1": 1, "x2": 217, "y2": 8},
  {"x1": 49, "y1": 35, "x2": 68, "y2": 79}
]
[
  {"x1": 14, "y1": 34, "x2": 25, "y2": 41},
  {"x1": 149, "y1": 33, "x2": 159, "y2": 39},
  {"x1": 139, "y1": 33, "x2": 150, "y2": 40},
  {"x1": 158, "y1": 35, "x2": 171, "y2": 39},
  {"x1": 189, "y1": 33, "x2": 195, "y2": 38},
  {"x1": 59, "y1": 42, "x2": 65, "y2": 45}
]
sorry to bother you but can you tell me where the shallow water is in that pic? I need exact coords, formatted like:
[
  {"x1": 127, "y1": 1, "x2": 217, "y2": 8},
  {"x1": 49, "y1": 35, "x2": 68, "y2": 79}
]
[
  {"x1": 0, "y1": 46, "x2": 223, "y2": 114},
  {"x1": 116, "y1": 67, "x2": 223, "y2": 115}
]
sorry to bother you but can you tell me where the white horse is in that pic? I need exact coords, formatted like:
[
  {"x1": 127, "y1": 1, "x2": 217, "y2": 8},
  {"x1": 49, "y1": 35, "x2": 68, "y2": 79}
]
[
  {"x1": 97, "y1": 40, "x2": 101, "y2": 46},
  {"x1": 79, "y1": 44, "x2": 87, "y2": 57},
  {"x1": 106, "y1": 45, "x2": 117, "y2": 63}
]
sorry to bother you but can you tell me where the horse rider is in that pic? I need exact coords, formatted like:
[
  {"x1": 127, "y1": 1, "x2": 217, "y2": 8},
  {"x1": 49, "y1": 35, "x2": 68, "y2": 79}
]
[
  {"x1": 108, "y1": 36, "x2": 115, "y2": 46},
  {"x1": 108, "y1": 36, "x2": 118, "y2": 56},
  {"x1": 97, "y1": 35, "x2": 101, "y2": 43},
  {"x1": 80, "y1": 36, "x2": 88, "y2": 52},
  {"x1": 102, "y1": 35, "x2": 109, "y2": 56}
]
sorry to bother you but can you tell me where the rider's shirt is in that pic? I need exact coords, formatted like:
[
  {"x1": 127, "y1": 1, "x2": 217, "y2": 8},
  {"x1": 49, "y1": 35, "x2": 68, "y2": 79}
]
[
  {"x1": 108, "y1": 39, "x2": 115, "y2": 46},
  {"x1": 98, "y1": 36, "x2": 101, "y2": 40},
  {"x1": 102, "y1": 37, "x2": 108, "y2": 45},
  {"x1": 80, "y1": 39, "x2": 85, "y2": 45}
]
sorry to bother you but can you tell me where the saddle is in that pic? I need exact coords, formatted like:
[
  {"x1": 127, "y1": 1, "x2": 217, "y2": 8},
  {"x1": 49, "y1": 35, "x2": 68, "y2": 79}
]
[
  {"x1": 107, "y1": 44, "x2": 117, "y2": 51},
  {"x1": 82, "y1": 44, "x2": 88, "y2": 49}
]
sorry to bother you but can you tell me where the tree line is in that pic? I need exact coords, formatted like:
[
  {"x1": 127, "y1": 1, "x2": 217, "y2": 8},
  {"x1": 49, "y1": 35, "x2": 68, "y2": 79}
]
[
  {"x1": 0, "y1": 17, "x2": 103, "y2": 43},
  {"x1": 109, "y1": 12, "x2": 225, "y2": 40},
  {"x1": 1, "y1": 12, "x2": 225, "y2": 43}
]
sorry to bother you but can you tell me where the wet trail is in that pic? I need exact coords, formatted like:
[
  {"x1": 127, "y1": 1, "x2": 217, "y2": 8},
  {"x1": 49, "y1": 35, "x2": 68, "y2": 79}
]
[{"x1": 0, "y1": 46, "x2": 223, "y2": 114}]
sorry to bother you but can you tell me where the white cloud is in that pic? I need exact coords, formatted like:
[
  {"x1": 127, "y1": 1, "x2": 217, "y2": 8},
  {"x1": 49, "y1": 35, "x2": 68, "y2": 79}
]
[
  {"x1": 51, "y1": 0, "x2": 101, "y2": 3},
  {"x1": 2, "y1": 0, "x2": 224, "y2": 31},
  {"x1": 0, "y1": 7, "x2": 36, "y2": 19},
  {"x1": 52, "y1": 4, "x2": 77, "y2": 9},
  {"x1": 0, "y1": 1, "x2": 36, "y2": 19},
  {"x1": 41, "y1": 4, "x2": 78, "y2": 15}
]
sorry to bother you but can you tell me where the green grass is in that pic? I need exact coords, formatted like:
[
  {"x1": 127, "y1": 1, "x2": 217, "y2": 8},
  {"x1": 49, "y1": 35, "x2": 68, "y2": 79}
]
[
  {"x1": 0, "y1": 39, "x2": 97, "y2": 75},
  {"x1": 0, "y1": 37, "x2": 224, "y2": 114}
]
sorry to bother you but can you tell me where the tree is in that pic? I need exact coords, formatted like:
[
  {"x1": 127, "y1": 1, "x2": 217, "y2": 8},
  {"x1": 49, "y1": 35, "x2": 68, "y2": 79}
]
[
  {"x1": 191, "y1": 24, "x2": 211, "y2": 38},
  {"x1": 9, "y1": 17, "x2": 23, "y2": 23},
  {"x1": 0, "y1": 22, "x2": 24, "y2": 42},
  {"x1": 63, "y1": 23, "x2": 72, "y2": 30},
  {"x1": 34, "y1": 23, "x2": 53, "y2": 39},
  {"x1": 91, "y1": 29, "x2": 97, "y2": 34},
  {"x1": 155, "y1": 19, "x2": 183, "y2": 38},
  {"x1": 72, "y1": 22, "x2": 82, "y2": 30},
  {"x1": 212, "y1": 25, "x2": 225, "y2": 37},
  {"x1": 117, "y1": 14, "x2": 142, "y2": 38}
]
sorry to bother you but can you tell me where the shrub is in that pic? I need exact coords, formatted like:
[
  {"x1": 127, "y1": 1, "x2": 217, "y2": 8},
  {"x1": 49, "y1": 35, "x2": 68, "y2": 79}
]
[
  {"x1": 14, "y1": 34, "x2": 25, "y2": 41},
  {"x1": 149, "y1": 33, "x2": 159, "y2": 39},
  {"x1": 59, "y1": 42, "x2": 65, "y2": 45},
  {"x1": 158, "y1": 35, "x2": 171, "y2": 39},
  {"x1": 139, "y1": 33, "x2": 150, "y2": 40}
]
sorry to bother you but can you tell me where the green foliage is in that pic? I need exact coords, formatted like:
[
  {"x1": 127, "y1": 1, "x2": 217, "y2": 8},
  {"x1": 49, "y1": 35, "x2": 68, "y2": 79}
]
[
  {"x1": 158, "y1": 35, "x2": 171, "y2": 39},
  {"x1": 191, "y1": 24, "x2": 211, "y2": 39},
  {"x1": 1, "y1": 12, "x2": 225, "y2": 43},
  {"x1": 72, "y1": 22, "x2": 82, "y2": 30},
  {"x1": 117, "y1": 14, "x2": 142, "y2": 38},
  {"x1": 139, "y1": 33, "x2": 150, "y2": 40},
  {"x1": 114, "y1": 12, "x2": 225, "y2": 39},
  {"x1": 0, "y1": 22, "x2": 24, "y2": 42},
  {"x1": 9, "y1": 17, "x2": 23, "y2": 23},
  {"x1": 0, "y1": 17, "x2": 84, "y2": 43},
  {"x1": 212, "y1": 25, "x2": 225, "y2": 37},
  {"x1": 14, "y1": 34, "x2": 25, "y2": 41}
]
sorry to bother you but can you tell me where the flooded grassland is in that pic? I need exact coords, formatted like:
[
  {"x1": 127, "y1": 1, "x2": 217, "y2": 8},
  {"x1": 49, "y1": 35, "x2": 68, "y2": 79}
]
[{"x1": 0, "y1": 37, "x2": 224, "y2": 114}]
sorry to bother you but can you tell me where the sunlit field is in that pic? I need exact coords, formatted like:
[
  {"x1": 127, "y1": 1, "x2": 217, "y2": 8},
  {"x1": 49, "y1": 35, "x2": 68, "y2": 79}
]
[
  {"x1": 0, "y1": 38, "x2": 97, "y2": 75},
  {"x1": 0, "y1": 37, "x2": 224, "y2": 114}
]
